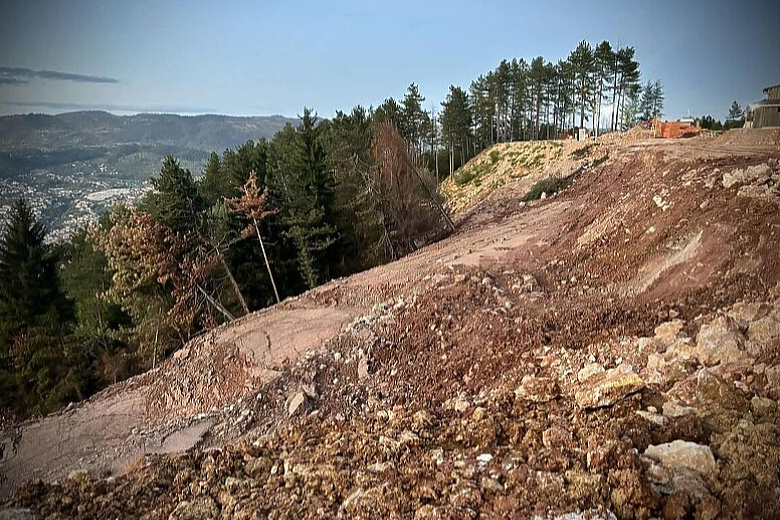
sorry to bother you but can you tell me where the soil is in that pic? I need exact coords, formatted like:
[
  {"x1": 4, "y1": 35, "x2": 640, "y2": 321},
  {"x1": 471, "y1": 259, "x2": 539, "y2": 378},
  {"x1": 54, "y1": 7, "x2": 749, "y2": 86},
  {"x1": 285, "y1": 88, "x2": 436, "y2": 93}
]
[{"x1": 2, "y1": 129, "x2": 780, "y2": 519}]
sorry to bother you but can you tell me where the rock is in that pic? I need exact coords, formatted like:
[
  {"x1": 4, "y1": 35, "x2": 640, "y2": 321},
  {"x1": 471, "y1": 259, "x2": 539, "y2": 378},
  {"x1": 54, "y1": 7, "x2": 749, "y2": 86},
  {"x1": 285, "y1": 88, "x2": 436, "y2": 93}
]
[
  {"x1": 533, "y1": 511, "x2": 617, "y2": 520},
  {"x1": 412, "y1": 409, "x2": 436, "y2": 431},
  {"x1": 746, "y1": 316, "x2": 780, "y2": 357},
  {"x1": 644, "y1": 349, "x2": 698, "y2": 386},
  {"x1": 515, "y1": 375, "x2": 559, "y2": 403},
  {"x1": 666, "y1": 369, "x2": 749, "y2": 411},
  {"x1": 662, "y1": 401, "x2": 696, "y2": 418},
  {"x1": 694, "y1": 316, "x2": 748, "y2": 366},
  {"x1": 722, "y1": 163, "x2": 772, "y2": 189},
  {"x1": 67, "y1": 468, "x2": 90, "y2": 481},
  {"x1": 655, "y1": 320, "x2": 685, "y2": 343},
  {"x1": 646, "y1": 461, "x2": 711, "y2": 498},
  {"x1": 453, "y1": 395, "x2": 471, "y2": 412},
  {"x1": 245, "y1": 456, "x2": 272, "y2": 478},
  {"x1": 728, "y1": 302, "x2": 770, "y2": 329},
  {"x1": 750, "y1": 395, "x2": 779, "y2": 419},
  {"x1": 575, "y1": 365, "x2": 644, "y2": 409},
  {"x1": 644, "y1": 440, "x2": 718, "y2": 480},
  {"x1": 577, "y1": 363, "x2": 605, "y2": 383},
  {"x1": 564, "y1": 470, "x2": 604, "y2": 501},
  {"x1": 287, "y1": 392, "x2": 306, "y2": 417},
  {"x1": 169, "y1": 496, "x2": 219, "y2": 519},
  {"x1": 480, "y1": 476, "x2": 504, "y2": 493},
  {"x1": 636, "y1": 410, "x2": 668, "y2": 426}
]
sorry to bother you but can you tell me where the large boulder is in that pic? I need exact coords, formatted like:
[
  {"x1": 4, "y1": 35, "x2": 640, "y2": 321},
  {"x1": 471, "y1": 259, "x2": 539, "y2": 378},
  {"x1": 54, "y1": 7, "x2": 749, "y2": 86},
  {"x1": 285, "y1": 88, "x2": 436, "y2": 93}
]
[{"x1": 694, "y1": 316, "x2": 749, "y2": 366}]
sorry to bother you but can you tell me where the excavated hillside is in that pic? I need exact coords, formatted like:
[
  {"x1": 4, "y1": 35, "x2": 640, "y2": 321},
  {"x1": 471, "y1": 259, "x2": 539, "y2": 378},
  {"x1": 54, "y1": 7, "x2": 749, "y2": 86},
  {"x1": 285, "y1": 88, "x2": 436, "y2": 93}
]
[{"x1": 2, "y1": 129, "x2": 780, "y2": 519}]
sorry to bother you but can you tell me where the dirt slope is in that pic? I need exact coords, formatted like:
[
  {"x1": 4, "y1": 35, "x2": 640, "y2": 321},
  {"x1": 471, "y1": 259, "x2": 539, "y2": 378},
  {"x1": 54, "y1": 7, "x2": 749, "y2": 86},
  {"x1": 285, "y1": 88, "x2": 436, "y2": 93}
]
[{"x1": 3, "y1": 130, "x2": 780, "y2": 519}]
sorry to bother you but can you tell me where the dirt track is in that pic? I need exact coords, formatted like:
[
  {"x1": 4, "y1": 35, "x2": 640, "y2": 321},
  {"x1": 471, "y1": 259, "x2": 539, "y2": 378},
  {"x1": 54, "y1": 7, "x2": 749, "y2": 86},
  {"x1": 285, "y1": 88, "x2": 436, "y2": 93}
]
[{"x1": 3, "y1": 130, "x2": 780, "y2": 518}]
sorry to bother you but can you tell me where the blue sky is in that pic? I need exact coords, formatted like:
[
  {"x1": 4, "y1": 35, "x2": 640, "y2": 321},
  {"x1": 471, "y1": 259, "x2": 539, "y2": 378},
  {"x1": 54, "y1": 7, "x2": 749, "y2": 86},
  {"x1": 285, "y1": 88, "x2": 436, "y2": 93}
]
[{"x1": 0, "y1": 0, "x2": 778, "y2": 121}]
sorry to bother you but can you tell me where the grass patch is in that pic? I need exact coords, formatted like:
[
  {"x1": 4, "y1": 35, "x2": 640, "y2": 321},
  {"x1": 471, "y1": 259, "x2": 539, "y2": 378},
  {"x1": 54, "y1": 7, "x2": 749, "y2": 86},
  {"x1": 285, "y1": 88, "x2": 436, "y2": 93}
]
[
  {"x1": 522, "y1": 176, "x2": 573, "y2": 202},
  {"x1": 489, "y1": 149, "x2": 501, "y2": 164},
  {"x1": 454, "y1": 168, "x2": 478, "y2": 186}
]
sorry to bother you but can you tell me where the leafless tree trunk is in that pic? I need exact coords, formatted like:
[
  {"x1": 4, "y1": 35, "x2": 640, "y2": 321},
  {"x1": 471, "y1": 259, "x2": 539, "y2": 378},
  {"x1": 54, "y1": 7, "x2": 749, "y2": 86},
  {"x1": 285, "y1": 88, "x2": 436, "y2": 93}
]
[
  {"x1": 252, "y1": 216, "x2": 281, "y2": 304},
  {"x1": 197, "y1": 284, "x2": 235, "y2": 321},
  {"x1": 218, "y1": 252, "x2": 249, "y2": 315}
]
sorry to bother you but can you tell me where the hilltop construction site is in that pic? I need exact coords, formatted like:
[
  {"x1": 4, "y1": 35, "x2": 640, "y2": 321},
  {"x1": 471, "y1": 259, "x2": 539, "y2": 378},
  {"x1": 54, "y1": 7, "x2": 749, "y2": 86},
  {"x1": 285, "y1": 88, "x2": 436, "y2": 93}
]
[{"x1": 2, "y1": 127, "x2": 780, "y2": 519}]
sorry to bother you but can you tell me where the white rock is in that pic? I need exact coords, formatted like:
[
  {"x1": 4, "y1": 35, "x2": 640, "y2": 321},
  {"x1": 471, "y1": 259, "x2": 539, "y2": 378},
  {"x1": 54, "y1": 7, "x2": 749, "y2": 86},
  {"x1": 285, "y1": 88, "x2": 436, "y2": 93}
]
[{"x1": 644, "y1": 440, "x2": 717, "y2": 480}]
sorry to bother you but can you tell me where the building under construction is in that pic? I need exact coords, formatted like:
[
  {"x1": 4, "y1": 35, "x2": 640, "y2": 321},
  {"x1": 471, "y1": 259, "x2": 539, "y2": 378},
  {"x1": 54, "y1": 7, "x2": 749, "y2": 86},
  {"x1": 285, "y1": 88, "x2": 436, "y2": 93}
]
[{"x1": 746, "y1": 84, "x2": 780, "y2": 128}]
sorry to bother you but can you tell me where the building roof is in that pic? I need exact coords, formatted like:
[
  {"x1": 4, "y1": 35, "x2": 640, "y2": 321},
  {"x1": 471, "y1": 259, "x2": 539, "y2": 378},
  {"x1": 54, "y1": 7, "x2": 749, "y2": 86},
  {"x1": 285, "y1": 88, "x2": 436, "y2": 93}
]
[
  {"x1": 763, "y1": 83, "x2": 780, "y2": 94},
  {"x1": 750, "y1": 99, "x2": 780, "y2": 109}
]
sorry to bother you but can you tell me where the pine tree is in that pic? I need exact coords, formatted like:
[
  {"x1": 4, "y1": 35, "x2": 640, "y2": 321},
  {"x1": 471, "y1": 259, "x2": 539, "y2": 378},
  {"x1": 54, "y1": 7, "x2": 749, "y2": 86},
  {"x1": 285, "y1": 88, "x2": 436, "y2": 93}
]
[
  {"x1": 269, "y1": 109, "x2": 339, "y2": 289},
  {"x1": 0, "y1": 198, "x2": 77, "y2": 415},
  {"x1": 401, "y1": 83, "x2": 430, "y2": 156},
  {"x1": 728, "y1": 101, "x2": 744, "y2": 122},
  {"x1": 569, "y1": 41, "x2": 596, "y2": 130},
  {"x1": 651, "y1": 79, "x2": 665, "y2": 119},
  {"x1": 198, "y1": 152, "x2": 227, "y2": 205},
  {"x1": 142, "y1": 156, "x2": 206, "y2": 236},
  {"x1": 594, "y1": 41, "x2": 614, "y2": 137},
  {"x1": 440, "y1": 85, "x2": 472, "y2": 175},
  {"x1": 0, "y1": 198, "x2": 72, "y2": 352}
]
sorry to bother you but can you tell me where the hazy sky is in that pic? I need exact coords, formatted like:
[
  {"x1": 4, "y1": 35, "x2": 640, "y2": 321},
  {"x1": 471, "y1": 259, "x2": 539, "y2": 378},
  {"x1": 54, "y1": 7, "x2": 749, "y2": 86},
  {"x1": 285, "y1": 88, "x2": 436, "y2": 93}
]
[{"x1": 0, "y1": 0, "x2": 778, "y2": 120}]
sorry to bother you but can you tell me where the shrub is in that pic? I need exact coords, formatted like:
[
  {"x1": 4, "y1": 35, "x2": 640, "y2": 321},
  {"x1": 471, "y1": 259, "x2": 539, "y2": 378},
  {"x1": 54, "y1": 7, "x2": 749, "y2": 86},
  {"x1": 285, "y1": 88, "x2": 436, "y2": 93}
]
[{"x1": 522, "y1": 176, "x2": 572, "y2": 202}]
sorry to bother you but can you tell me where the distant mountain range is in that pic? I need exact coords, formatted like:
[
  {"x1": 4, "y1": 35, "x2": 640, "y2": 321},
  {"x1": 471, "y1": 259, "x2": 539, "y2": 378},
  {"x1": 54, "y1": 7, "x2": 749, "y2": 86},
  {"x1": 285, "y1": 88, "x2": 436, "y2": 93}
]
[
  {"x1": 0, "y1": 111, "x2": 297, "y2": 240},
  {"x1": 0, "y1": 111, "x2": 297, "y2": 178}
]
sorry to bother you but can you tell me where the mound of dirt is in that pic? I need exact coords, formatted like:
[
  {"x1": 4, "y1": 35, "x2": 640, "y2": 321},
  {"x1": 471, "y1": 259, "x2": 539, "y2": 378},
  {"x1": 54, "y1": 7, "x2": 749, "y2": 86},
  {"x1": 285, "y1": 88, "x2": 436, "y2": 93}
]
[{"x1": 3, "y1": 133, "x2": 780, "y2": 519}]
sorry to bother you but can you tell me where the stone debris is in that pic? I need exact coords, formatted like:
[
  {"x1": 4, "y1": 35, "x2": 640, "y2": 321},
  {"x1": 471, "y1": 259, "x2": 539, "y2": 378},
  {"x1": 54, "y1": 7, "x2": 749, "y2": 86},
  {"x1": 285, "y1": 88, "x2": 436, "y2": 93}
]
[
  {"x1": 722, "y1": 163, "x2": 772, "y2": 189},
  {"x1": 8, "y1": 134, "x2": 780, "y2": 519}
]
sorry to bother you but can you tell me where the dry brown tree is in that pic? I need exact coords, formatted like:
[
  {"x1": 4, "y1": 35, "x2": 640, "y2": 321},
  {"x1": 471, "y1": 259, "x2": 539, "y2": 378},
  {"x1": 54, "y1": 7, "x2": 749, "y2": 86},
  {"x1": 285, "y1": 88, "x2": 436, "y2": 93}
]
[
  {"x1": 92, "y1": 208, "x2": 224, "y2": 362},
  {"x1": 369, "y1": 121, "x2": 454, "y2": 260},
  {"x1": 226, "y1": 170, "x2": 281, "y2": 303}
]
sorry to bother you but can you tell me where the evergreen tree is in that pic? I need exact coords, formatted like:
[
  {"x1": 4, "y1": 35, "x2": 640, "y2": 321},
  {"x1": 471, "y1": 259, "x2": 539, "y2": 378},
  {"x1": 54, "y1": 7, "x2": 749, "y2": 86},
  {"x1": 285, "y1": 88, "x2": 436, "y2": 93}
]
[
  {"x1": 651, "y1": 79, "x2": 665, "y2": 118},
  {"x1": 198, "y1": 152, "x2": 227, "y2": 205},
  {"x1": 142, "y1": 156, "x2": 206, "y2": 236},
  {"x1": 594, "y1": 41, "x2": 615, "y2": 136},
  {"x1": 269, "y1": 109, "x2": 339, "y2": 289},
  {"x1": 728, "y1": 101, "x2": 744, "y2": 122},
  {"x1": 401, "y1": 83, "x2": 431, "y2": 155},
  {"x1": 0, "y1": 198, "x2": 76, "y2": 415},
  {"x1": 569, "y1": 41, "x2": 596, "y2": 129},
  {"x1": 0, "y1": 198, "x2": 72, "y2": 351},
  {"x1": 440, "y1": 85, "x2": 473, "y2": 175}
]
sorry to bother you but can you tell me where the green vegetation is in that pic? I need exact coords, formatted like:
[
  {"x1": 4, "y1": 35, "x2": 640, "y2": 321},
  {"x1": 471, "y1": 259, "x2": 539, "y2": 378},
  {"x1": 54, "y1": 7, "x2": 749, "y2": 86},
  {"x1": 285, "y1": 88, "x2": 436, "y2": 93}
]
[{"x1": 522, "y1": 176, "x2": 573, "y2": 202}]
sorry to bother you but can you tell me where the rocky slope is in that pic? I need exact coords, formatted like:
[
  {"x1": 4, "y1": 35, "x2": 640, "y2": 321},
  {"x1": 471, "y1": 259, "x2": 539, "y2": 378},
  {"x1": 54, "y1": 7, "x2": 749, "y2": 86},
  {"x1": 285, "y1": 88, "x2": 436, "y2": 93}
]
[{"x1": 2, "y1": 129, "x2": 780, "y2": 519}]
